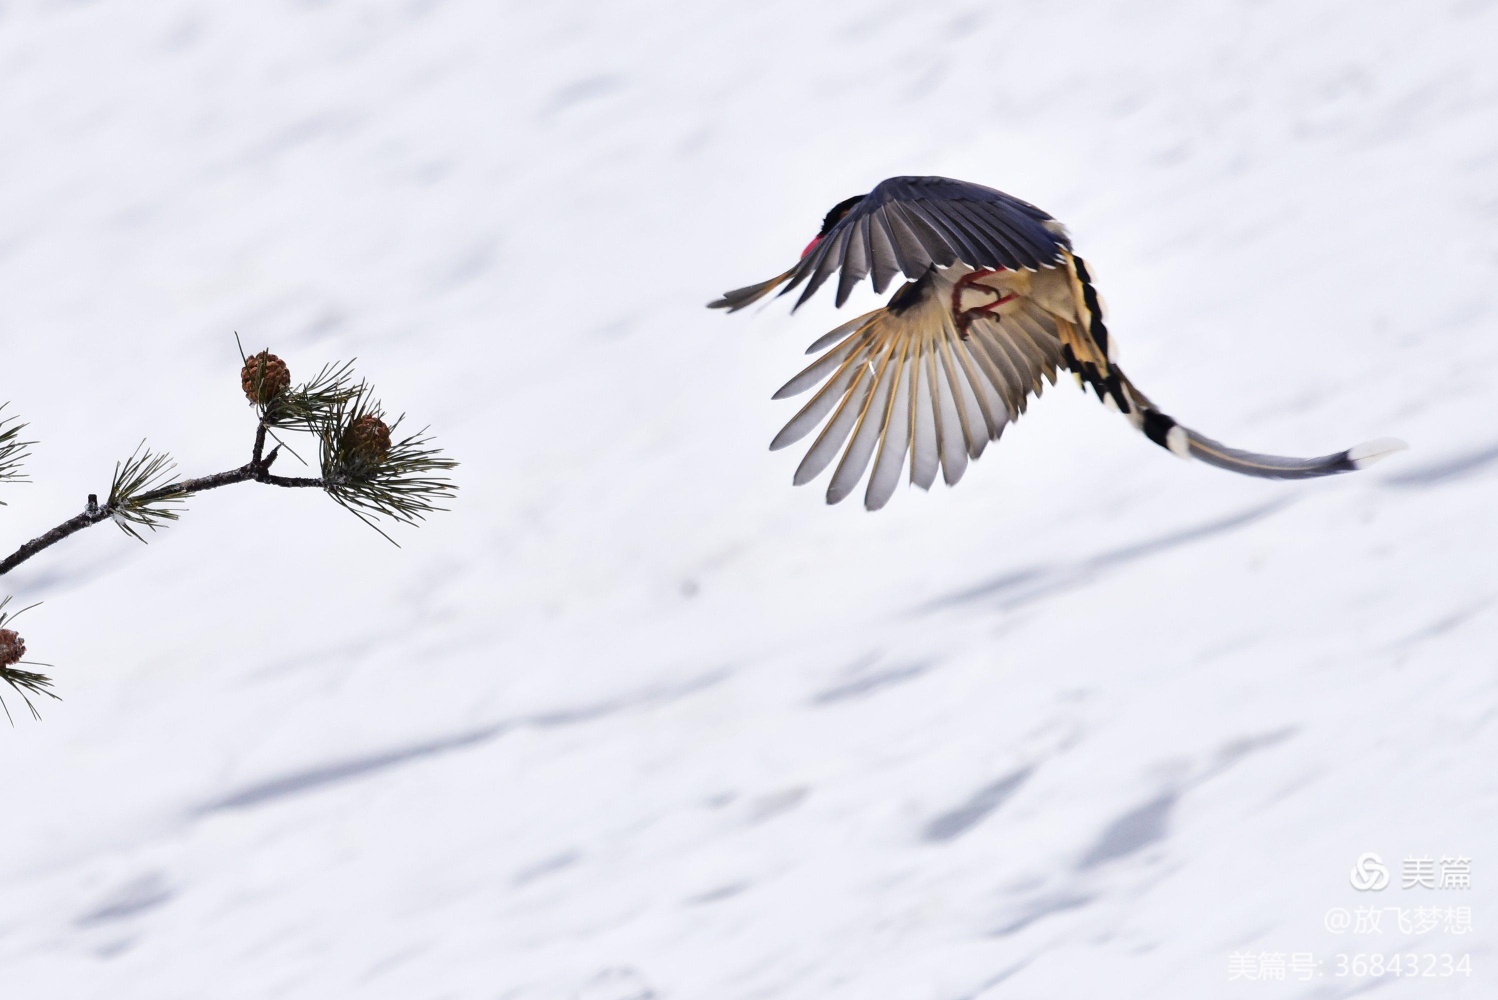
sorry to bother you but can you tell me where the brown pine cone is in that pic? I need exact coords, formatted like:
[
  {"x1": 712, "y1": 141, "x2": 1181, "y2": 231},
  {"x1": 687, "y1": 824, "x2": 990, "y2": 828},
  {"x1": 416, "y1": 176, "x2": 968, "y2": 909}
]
[
  {"x1": 341, "y1": 414, "x2": 392, "y2": 467},
  {"x1": 0, "y1": 628, "x2": 25, "y2": 667},
  {"x1": 241, "y1": 351, "x2": 291, "y2": 404}
]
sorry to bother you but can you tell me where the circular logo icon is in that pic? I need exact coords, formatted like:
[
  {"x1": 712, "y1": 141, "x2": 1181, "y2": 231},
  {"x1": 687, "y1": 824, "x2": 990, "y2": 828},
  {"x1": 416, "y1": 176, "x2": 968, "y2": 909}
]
[{"x1": 1349, "y1": 851, "x2": 1389, "y2": 891}]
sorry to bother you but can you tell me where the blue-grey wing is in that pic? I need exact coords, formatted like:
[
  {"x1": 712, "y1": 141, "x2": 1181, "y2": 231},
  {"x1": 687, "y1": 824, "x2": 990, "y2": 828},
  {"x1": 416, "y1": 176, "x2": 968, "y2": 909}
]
[{"x1": 785, "y1": 176, "x2": 1072, "y2": 309}]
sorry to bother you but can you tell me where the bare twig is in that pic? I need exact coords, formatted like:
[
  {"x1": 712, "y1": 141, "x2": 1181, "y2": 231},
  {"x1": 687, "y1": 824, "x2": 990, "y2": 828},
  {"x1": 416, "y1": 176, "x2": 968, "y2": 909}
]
[{"x1": 0, "y1": 431, "x2": 323, "y2": 577}]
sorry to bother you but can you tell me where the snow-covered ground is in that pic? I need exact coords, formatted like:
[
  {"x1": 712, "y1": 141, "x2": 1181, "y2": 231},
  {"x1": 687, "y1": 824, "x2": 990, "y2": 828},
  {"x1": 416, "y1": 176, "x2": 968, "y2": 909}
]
[{"x1": 1, "y1": 1, "x2": 1494, "y2": 996}]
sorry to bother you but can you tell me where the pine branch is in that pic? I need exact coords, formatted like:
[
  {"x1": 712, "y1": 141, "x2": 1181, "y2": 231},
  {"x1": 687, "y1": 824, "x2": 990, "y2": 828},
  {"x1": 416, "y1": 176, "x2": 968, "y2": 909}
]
[
  {"x1": 1, "y1": 341, "x2": 456, "y2": 718},
  {"x1": 2, "y1": 347, "x2": 455, "y2": 577}
]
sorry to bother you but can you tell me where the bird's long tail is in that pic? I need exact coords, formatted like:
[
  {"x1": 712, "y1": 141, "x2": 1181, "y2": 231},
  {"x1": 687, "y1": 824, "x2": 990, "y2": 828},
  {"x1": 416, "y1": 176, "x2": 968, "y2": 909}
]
[
  {"x1": 1060, "y1": 253, "x2": 1406, "y2": 480},
  {"x1": 1105, "y1": 370, "x2": 1405, "y2": 479}
]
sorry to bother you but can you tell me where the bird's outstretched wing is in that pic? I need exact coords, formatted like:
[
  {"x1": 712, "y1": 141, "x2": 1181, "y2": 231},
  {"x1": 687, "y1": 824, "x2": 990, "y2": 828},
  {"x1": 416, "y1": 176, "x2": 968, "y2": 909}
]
[
  {"x1": 773, "y1": 258, "x2": 1406, "y2": 509},
  {"x1": 709, "y1": 176, "x2": 1072, "y2": 312},
  {"x1": 769, "y1": 271, "x2": 1067, "y2": 510}
]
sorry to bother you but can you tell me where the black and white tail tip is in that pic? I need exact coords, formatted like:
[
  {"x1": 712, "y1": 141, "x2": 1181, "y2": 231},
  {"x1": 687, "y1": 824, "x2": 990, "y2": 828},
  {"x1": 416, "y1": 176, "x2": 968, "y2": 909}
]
[
  {"x1": 1167, "y1": 426, "x2": 1408, "y2": 481},
  {"x1": 1119, "y1": 386, "x2": 1408, "y2": 481}
]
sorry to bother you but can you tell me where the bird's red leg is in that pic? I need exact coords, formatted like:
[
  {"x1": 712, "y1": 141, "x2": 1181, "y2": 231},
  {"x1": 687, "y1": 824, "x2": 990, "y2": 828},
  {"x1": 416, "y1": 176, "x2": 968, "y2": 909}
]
[{"x1": 951, "y1": 269, "x2": 1016, "y2": 338}]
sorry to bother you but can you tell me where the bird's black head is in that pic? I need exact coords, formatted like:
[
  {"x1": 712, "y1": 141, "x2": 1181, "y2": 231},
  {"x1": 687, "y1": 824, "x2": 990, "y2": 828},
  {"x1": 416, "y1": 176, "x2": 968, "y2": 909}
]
[
  {"x1": 819, "y1": 195, "x2": 865, "y2": 236},
  {"x1": 801, "y1": 194, "x2": 866, "y2": 259}
]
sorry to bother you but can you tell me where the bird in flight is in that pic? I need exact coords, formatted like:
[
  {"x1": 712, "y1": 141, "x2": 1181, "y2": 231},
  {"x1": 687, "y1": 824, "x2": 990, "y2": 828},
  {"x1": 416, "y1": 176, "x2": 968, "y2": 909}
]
[{"x1": 709, "y1": 176, "x2": 1404, "y2": 510}]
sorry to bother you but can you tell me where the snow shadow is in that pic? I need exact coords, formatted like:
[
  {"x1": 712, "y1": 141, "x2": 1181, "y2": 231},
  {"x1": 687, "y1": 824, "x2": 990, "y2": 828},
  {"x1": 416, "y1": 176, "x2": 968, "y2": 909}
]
[
  {"x1": 918, "y1": 499, "x2": 1290, "y2": 615},
  {"x1": 194, "y1": 669, "x2": 729, "y2": 815}
]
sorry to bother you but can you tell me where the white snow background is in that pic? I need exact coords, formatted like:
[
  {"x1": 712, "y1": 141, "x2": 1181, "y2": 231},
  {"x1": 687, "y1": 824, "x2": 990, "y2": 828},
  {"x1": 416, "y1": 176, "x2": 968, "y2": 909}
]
[{"x1": 1, "y1": 1, "x2": 1495, "y2": 997}]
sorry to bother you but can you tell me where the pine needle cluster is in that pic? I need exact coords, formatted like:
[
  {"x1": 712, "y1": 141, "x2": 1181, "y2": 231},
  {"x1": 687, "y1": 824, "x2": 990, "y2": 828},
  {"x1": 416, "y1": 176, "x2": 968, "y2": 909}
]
[
  {"x1": 0, "y1": 404, "x2": 33, "y2": 503},
  {"x1": 0, "y1": 596, "x2": 54, "y2": 723},
  {"x1": 318, "y1": 387, "x2": 457, "y2": 542},
  {"x1": 107, "y1": 443, "x2": 190, "y2": 541}
]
